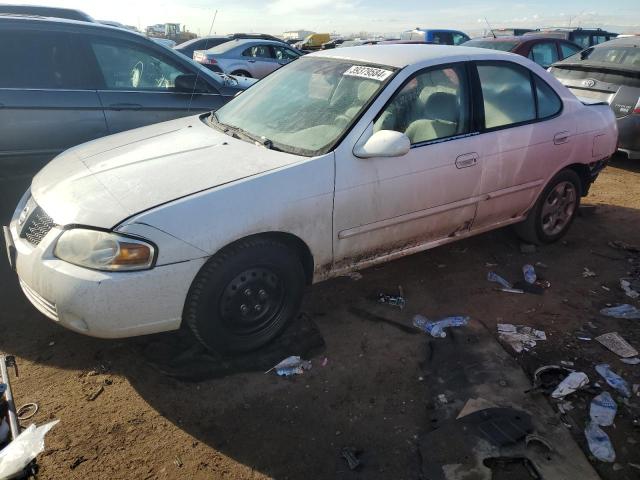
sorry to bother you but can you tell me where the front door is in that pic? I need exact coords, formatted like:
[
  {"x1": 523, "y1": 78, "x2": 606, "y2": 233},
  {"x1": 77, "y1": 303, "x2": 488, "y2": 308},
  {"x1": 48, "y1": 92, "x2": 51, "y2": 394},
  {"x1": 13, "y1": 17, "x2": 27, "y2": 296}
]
[
  {"x1": 88, "y1": 36, "x2": 195, "y2": 134},
  {"x1": 333, "y1": 63, "x2": 483, "y2": 266}
]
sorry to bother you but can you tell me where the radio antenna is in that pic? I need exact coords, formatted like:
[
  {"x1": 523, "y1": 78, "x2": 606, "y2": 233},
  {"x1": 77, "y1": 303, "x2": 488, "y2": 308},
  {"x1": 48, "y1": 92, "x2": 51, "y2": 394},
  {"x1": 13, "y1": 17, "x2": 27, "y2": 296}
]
[{"x1": 484, "y1": 17, "x2": 497, "y2": 39}]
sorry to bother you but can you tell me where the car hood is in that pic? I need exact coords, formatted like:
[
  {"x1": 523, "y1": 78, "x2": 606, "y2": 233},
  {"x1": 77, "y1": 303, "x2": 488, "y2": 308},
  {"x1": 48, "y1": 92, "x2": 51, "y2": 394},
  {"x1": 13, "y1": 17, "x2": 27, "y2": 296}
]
[{"x1": 31, "y1": 115, "x2": 301, "y2": 228}]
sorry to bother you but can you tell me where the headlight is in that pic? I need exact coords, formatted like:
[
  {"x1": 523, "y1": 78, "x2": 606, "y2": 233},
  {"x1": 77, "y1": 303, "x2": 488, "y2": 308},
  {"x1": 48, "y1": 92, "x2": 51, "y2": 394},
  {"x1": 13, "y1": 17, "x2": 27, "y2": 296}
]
[{"x1": 54, "y1": 229, "x2": 155, "y2": 271}]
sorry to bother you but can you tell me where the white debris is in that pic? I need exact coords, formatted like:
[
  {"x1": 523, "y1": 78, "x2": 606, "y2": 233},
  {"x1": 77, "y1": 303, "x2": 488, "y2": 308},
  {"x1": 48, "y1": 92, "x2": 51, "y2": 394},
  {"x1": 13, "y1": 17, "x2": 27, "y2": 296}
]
[
  {"x1": 583, "y1": 267, "x2": 597, "y2": 278},
  {"x1": 497, "y1": 324, "x2": 547, "y2": 353},
  {"x1": 551, "y1": 372, "x2": 589, "y2": 399},
  {"x1": 620, "y1": 279, "x2": 640, "y2": 299},
  {"x1": 596, "y1": 332, "x2": 639, "y2": 358}
]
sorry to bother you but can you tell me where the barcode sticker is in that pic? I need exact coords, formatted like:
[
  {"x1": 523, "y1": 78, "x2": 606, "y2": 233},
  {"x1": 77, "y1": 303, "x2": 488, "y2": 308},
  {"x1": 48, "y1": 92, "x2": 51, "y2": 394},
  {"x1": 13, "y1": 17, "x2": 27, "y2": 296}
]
[{"x1": 344, "y1": 65, "x2": 393, "y2": 81}]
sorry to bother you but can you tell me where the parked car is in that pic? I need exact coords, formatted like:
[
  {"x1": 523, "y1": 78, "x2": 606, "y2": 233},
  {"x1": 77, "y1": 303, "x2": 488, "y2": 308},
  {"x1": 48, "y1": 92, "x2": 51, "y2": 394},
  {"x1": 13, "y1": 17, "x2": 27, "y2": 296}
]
[
  {"x1": 193, "y1": 39, "x2": 302, "y2": 78},
  {"x1": 175, "y1": 33, "x2": 284, "y2": 61},
  {"x1": 525, "y1": 28, "x2": 618, "y2": 49},
  {"x1": 0, "y1": 15, "x2": 255, "y2": 220},
  {"x1": 550, "y1": 36, "x2": 640, "y2": 159},
  {"x1": 399, "y1": 28, "x2": 470, "y2": 45},
  {"x1": 4, "y1": 45, "x2": 617, "y2": 354},
  {"x1": 321, "y1": 39, "x2": 345, "y2": 49},
  {"x1": 296, "y1": 33, "x2": 331, "y2": 51},
  {"x1": 463, "y1": 36, "x2": 582, "y2": 68},
  {"x1": 151, "y1": 37, "x2": 176, "y2": 48},
  {"x1": 0, "y1": 4, "x2": 93, "y2": 21},
  {"x1": 490, "y1": 28, "x2": 535, "y2": 37}
]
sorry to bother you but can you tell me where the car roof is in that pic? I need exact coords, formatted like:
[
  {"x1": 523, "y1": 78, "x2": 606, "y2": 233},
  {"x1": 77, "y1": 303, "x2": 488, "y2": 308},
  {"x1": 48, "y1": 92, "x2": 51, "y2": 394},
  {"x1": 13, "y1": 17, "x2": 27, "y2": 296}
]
[
  {"x1": 0, "y1": 13, "x2": 147, "y2": 37},
  {"x1": 208, "y1": 38, "x2": 287, "y2": 51},
  {"x1": 466, "y1": 36, "x2": 522, "y2": 42},
  {"x1": 596, "y1": 36, "x2": 640, "y2": 47},
  {"x1": 311, "y1": 44, "x2": 511, "y2": 68}
]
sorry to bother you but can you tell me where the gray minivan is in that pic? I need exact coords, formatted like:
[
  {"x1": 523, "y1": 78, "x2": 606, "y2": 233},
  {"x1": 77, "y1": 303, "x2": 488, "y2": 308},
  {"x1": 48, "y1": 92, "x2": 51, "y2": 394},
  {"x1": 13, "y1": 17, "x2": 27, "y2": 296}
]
[{"x1": 0, "y1": 15, "x2": 252, "y2": 219}]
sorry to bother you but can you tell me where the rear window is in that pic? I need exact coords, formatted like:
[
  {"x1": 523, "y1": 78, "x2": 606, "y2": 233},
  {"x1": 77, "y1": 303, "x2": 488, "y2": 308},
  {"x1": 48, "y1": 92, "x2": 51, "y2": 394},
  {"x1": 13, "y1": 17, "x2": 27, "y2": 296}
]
[
  {"x1": 582, "y1": 46, "x2": 640, "y2": 67},
  {"x1": 0, "y1": 30, "x2": 95, "y2": 89},
  {"x1": 463, "y1": 40, "x2": 519, "y2": 52},
  {"x1": 551, "y1": 65, "x2": 640, "y2": 88}
]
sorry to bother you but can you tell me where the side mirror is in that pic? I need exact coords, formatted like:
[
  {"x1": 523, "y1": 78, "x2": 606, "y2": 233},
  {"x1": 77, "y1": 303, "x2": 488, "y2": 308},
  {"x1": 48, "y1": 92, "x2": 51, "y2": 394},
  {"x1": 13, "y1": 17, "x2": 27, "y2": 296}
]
[
  {"x1": 174, "y1": 73, "x2": 211, "y2": 93},
  {"x1": 353, "y1": 130, "x2": 411, "y2": 158}
]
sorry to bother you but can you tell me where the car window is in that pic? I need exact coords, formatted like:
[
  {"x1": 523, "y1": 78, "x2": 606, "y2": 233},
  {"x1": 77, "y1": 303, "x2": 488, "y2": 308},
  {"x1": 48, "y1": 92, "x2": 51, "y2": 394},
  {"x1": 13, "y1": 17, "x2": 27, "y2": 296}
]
[
  {"x1": 529, "y1": 42, "x2": 559, "y2": 67},
  {"x1": 91, "y1": 40, "x2": 190, "y2": 91},
  {"x1": 593, "y1": 35, "x2": 607, "y2": 45},
  {"x1": 560, "y1": 42, "x2": 581, "y2": 59},
  {"x1": 0, "y1": 30, "x2": 95, "y2": 89},
  {"x1": 572, "y1": 33, "x2": 590, "y2": 48},
  {"x1": 373, "y1": 65, "x2": 469, "y2": 144},
  {"x1": 242, "y1": 45, "x2": 273, "y2": 59},
  {"x1": 432, "y1": 32, "x2": 453, "y2": 45},
  {"x1": 477, "y1": 63, "x2": 536, "y2": 129},
  {"x1": 535, "y1": 76, "x2": 562, "y2": 118},
  {"x1": 272, "y1": 45, "x2": 299, "y2": 61},
  {"x1": 452, "y1": 33, "x2": 468, "y2": 45},
  {"x1": 410, "y1": 31, "x2": 425, "y2": 42}
]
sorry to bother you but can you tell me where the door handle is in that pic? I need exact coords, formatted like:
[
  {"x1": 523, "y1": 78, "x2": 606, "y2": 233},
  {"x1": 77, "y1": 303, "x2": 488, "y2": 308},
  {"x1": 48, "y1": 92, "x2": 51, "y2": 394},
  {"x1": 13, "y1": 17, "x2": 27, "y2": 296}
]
[
  {"x1": 455, "y1": 153, "x2": 479, "y2": 169},
  {"x1": 553, "y1": 131, "x2": 570, "y2": 145},
  {"x1": 108, "y1": 103, "x2": 143, "y2": 111},
  {"x1": 247, "y1": 59, "x2": 256, "y2": 63}
]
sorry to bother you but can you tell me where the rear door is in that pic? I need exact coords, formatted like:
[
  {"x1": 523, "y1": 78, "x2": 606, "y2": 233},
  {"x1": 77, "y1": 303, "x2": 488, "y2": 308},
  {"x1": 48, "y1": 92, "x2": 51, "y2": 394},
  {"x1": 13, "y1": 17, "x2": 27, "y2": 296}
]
[
  {"x1": 88, "y1": 35, "x2": 198, "y2": 134},
  {"x1": 0, "y1": 26, "x2": 107, "y2": 219}
]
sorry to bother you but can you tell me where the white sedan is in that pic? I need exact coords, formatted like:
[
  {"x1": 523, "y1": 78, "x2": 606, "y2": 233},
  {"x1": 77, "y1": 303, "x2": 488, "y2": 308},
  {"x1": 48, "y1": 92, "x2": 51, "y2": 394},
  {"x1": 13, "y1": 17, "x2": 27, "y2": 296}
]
[{"x1": 4, "y1": 45, "x2": 617, "y2": 352}]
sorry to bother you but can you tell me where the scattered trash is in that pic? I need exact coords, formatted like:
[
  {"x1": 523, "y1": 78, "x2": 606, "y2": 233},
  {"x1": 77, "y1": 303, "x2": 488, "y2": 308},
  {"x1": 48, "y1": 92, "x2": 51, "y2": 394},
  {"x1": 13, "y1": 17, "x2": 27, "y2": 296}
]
[
  {"x1": 601, "y1": 285, "x2": 611, "y2": 292},
  {"x1": 577, "y1": 335, "x2": 593, "y2": 341},
  {"x1": 590, "y1": 392, "x2": 617, "y2": 426},
  {"x1": 47, "y1": 341, "x2": 55, "y2": 347},
  {"x1": 437, "y1": 394, "x2": 448, "y2": 405},
  {"x1": 485, "y1": 262, "x2": 498, "y2": 268},
  {"x1": 174, "y1": 455, "x2": 183, "y2": 468},
  {"x1": 560, "y1": 361, "x2": 575, "y2": 367},
  {"x1": 596, "y1": 364, "x2": 631, "y2": 398},
  {"x1": 487, "y1": 271, "x2": 512, "y2": 289},
  {"x1": 0, "y1": 420, "x2": 59, "y2": 478},
  {"x1": 512, "y1": 281, "x2": 544, "y2": 295},
  {"x1": 620, "y1": 279, "x2": 640, "y2": 299},
  {"x1": 535, "y1": 279, "x2": 551, "y2": 289},
  {"x1": 634, "y1": 384, "x2": 640, "y2": 397},
  {"x1": 557, "y1": 400, "x2": 574, "y2": 414},
  {"x1": 525, "y1": 433, "x2": 555, "y2": 452},
  {"x1": 582, "y1": 267, "x2": 597, "y2": 278},
  {"x1": 621, "y1": 357, "x2": 640, "y2": 365},
  {"x1": 535, "y1": 262, "x2": 548, "y2": 269},
  {"x1": 551, "y1": 372, "x2": 589, "y2": 399},
  {"x1": 501, "y1": 287, "x2": 525, "y2": 294},
  {"x1": 321, "y1": 357, "x2": 328, "y2": 367},
  {"x1": 377, "y1": 287, "x2": 406, "y2": 310},
  {"x1": 412, "y1": 315, "x2": 469, "y2": 338},
  {"x1": 87, "y1": 385, "x2": 104, "y2": 401},
  {"x1": 520, "y1": 243, "x2": 537, "y2": 254},
  {"x1": 497, "y1": 324, "x2": 546, "y2": 353},
  {"x1": 267, "y1": 356, "x2": 312, "y2": 376},
  {"x1": 585, "y1": 421, "x2": 616, "y2": 462},
  {"x1": 630, "y1": 463, "x2": 640, "y2": 471},
  {"x1": 522, "y1": 264, "x2": 537, "y2": 284},
  {"x1": 596, "y1": 332, "x2": 638, "y2": 358},
  {"x1": 600, "y1": 304, "x2": 640, "y2": 320},
  {"x1": 16, "y1": 403, "x2": 39, "y2": 421},
  {"x1": 340, "y1": 447, "x2": 362, "y2": 470}
]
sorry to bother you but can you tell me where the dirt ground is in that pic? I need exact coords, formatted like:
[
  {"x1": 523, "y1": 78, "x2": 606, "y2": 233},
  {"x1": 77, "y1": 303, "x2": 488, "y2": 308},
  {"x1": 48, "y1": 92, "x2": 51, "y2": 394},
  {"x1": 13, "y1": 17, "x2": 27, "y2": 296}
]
[{"x1": 1, "y1": 155, "x2": 639, "y2": 479}]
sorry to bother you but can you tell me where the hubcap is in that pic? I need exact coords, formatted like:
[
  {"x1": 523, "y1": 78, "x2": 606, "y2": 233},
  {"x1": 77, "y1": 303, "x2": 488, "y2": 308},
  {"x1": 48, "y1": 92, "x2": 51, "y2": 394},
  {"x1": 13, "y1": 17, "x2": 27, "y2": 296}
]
[
  {"x1": 220, "y1": 267, "x2": 284, "y2": 335},
  {"x1": 540, "y1": 181, "x2": 577, "y2": 236}
]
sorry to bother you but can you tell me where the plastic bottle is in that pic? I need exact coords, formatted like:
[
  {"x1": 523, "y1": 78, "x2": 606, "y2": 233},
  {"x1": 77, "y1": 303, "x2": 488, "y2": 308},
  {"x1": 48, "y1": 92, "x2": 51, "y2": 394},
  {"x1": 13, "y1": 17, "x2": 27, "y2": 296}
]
[
  {"x1": 600, "y1": 304, "x2": 640, "y2": 320},
  {"x1": 522, "y1": 264, "x2": 537, "y2": 284},
  {"x1": 585, "y1": 421, "x2": 616, "y2": 462},
  {"x1": 413, "y1": 315, "x2": 469, "y2": 338},
  {"x1": 487, "y1": 271, "x2": 512, "y2": 289},
  {"x1": 590, "y1": 392, "x2": 617, "y2": 426},
  {"x1": 595, "y1": 364, "x2": 631, "y2": 398}
]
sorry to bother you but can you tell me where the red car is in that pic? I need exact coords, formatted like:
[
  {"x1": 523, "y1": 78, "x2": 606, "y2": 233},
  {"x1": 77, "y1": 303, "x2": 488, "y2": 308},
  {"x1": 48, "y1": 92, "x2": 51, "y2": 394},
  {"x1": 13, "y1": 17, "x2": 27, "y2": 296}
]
[{"x1": 463, "y1": 36, "x2": 582, "y2": 69}]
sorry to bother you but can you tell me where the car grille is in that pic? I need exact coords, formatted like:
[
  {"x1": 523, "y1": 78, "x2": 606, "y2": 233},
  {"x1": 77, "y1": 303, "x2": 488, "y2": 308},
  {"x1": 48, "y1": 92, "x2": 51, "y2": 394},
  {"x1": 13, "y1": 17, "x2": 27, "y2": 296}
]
[{"x1": 20, "y1": 205, "x2": 55, "y2": 246}]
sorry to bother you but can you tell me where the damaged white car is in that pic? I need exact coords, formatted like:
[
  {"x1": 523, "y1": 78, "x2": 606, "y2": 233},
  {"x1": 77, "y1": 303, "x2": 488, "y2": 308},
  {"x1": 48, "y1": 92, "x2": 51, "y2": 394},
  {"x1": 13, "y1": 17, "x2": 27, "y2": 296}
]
[{"x1": 4, "y1": 45, "x2": 617, "y2": 352}]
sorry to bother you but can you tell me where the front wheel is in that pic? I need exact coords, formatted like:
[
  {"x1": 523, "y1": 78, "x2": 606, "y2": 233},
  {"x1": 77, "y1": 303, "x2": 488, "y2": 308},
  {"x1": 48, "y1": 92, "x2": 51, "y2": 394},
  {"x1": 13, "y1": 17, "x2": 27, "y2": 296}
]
[
  {"x1": 184, "y1": 237, "x2": 305, "y2": 353},
  {"x1": 514, "y1": 169, "x2": 582, "y2": 245}
]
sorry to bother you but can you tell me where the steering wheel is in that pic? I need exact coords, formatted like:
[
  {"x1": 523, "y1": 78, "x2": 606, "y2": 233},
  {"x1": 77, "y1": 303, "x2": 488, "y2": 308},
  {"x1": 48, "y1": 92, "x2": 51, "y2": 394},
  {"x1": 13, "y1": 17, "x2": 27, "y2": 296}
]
[{"x1": 130, "y1": 61, "x2": 144, "y2": 88}]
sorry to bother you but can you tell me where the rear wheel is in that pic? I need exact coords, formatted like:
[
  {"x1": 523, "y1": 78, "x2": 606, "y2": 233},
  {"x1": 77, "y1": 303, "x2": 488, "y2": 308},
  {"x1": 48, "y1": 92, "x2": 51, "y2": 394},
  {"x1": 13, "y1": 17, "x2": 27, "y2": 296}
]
[
  {"x1": 184, "y1": 237, "x2": 305, "y2": 353},
  {"x1": 515, "y1": 169, "x2": 582, "y2": 245}
]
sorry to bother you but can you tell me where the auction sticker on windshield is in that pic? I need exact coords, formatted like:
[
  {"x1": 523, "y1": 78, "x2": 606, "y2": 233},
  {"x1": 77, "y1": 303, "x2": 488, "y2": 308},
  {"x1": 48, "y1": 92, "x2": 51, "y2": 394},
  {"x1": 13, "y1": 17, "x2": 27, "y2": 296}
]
[{"x1": 344, "y1": 65, "x2": 393, "y2": 81}]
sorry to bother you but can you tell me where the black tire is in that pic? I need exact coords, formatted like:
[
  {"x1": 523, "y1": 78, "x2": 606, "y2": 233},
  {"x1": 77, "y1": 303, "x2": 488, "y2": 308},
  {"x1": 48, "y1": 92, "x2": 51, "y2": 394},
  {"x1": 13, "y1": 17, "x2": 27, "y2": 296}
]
[
  {"x1": 230, "y1": 70, "x2": 252, "y2": 78},
  {"x1": 514, "y1": 169, "x2": 582, "y2": 245},
  {"x1": 184, "y1": 237, "x2": 305, "y2": 353}
]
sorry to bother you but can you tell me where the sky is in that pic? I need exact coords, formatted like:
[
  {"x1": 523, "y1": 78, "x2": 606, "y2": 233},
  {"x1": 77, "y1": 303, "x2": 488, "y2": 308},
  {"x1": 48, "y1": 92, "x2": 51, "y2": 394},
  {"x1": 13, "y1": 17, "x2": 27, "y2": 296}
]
[{"x1": 22, "y1": 0, "x2": 640, "y2": 36}]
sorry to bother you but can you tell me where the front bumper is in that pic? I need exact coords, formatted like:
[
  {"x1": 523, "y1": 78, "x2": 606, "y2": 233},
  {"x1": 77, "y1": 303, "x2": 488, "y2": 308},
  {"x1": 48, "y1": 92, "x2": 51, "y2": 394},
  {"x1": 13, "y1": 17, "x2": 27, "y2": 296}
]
[{"x1": 5, "y1": 196, "x2": 207, "y2": 339}]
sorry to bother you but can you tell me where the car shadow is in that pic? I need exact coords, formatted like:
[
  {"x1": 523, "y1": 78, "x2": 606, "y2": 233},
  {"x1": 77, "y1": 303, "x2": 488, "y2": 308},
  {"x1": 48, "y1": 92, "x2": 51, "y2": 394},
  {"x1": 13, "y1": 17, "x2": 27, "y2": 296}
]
[{"x1": 609, "y1": 152, "x2": 640, "y2": 173}]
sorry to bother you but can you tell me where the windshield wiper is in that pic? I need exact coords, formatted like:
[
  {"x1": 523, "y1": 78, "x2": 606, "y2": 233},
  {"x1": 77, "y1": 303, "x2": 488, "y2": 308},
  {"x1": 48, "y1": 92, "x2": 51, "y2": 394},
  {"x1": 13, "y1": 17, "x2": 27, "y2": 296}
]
[{"x1": 208, "y1": 114, "x2": 280, "y2": 150}]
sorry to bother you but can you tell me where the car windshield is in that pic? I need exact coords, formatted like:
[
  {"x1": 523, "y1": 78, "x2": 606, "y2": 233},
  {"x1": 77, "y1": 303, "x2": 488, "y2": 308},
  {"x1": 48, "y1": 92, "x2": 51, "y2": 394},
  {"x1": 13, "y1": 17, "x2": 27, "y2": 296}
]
[
  {"x1": 463, "y1": 40, "x2": 519, "y2": 52},
  {"x1": 211, "y1": 57, "x2": 396, "y2": 156},
  {"x1": 581, "y1": 46, "x2": 640, "y2": 67}
]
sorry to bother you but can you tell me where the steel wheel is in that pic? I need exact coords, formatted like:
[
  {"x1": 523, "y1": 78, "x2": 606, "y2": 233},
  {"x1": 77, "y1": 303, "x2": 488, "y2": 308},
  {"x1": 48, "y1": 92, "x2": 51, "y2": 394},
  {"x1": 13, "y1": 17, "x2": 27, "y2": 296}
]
[
  {"x1": 540, "y1": 181, "x2": 577, "y2": 236},
  {"x1": 220, "y1": 267, "x2": 285, "y2": 336}
]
